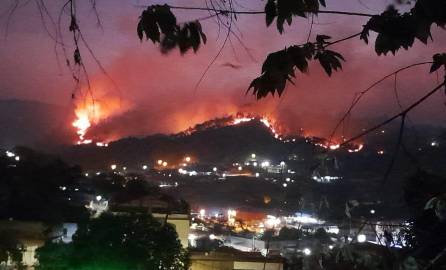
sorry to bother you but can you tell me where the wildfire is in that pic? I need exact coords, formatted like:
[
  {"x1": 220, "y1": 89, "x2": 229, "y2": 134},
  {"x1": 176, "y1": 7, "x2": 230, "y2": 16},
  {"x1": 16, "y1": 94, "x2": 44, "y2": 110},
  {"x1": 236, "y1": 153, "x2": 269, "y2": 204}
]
[
  {"x1": 232, "y1": 115, "x2": 282, "y2": 139},
  {"x1": 71, "y1": 98, "x2": 365, "y2": 154},
  {"x1": 72, "y1": 91, "x2": 128, "y2": 145},
  {"x1": 231, "y1": 114, "x2": 364, "y2": 153},
  {"x1": 233, "y1": 117, "x2": 254, "y2": 125},
  {"x1": 72, "y1": 104, "x2": 95, "y2": 145}
]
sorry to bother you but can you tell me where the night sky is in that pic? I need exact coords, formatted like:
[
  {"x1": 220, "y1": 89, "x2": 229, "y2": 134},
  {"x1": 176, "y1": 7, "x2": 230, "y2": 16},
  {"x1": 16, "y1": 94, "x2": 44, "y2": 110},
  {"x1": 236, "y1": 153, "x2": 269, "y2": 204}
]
[{"x1": 0, "y1": 0, "x2": 445, "y2": 142}]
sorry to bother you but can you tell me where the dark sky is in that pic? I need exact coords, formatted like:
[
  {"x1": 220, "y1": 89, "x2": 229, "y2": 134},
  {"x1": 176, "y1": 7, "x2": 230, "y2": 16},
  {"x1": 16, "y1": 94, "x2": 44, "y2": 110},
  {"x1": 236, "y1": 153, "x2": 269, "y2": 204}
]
[{"x1": 0, "y1": 0, "x2": 445, "y2": 142}]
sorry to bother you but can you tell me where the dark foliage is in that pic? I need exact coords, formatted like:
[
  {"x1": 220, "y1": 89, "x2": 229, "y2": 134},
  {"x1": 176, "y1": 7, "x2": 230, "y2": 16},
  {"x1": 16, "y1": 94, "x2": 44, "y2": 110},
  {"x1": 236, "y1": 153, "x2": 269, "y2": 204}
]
[
  {"x1": 264, "y1": 0, "x2": 326, "y2": 33},
  {"x1": 278, "y1": 226, "x2": 302, "y2": 240},
  {"x1": 248, "y1": 36, "x2": 344, "y2": 99},
  {"x1": 402, "y1": 171, "x2": 446, "y2": 263},
  {"x1": 0, "y1": 147, "x2": 88, "y2": 223},
  {"x1": 136, "y1": 1, "x2": 445, "y2": 99},
  {"x1": 361, "y1": 1, "x2": 446, "y2": 55},
  {"x1": 430, "y1": 53, "x2": 446, "y2": 73},
  {"x1": 138, "y1": 5, "x2": 206, "y2": 54},
  {"x1": 36, "y1": 213, "x2": 189, "y2": 270},
  {"x1": 0, "y1": 232, "x2": 23, "y2": 266},
  {"x1": 403, "y1": 170, "x2": 446, "y2": 215}
]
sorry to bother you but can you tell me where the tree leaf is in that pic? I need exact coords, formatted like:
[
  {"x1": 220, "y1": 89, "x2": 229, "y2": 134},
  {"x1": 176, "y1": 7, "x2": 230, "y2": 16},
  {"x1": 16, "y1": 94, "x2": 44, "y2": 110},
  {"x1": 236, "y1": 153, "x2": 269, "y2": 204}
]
[
  {"x1": 430, "y1": 53, "x2": 446, "y2": 73},
  {"x1": 137, "y1": 20, "x2": 144, "y2": 41},
  {"x1": 362, "y1": 4, "x2": 442, "y2": 55},
  {"x1": 265, "y1": 0, "x2": 277, "y2": 26},
  {"x1": 139, "y1": 6, "x2": 207, "y2": 54},
  {"x1": 248, "y1": 43, "x2": 316, "y2": 99},
  {"x1": 315, "y1": 50, "x2": 345, "y2": 76},
  {"x1": 316, "y1": 34, "x2": 331, "y2": 45}
]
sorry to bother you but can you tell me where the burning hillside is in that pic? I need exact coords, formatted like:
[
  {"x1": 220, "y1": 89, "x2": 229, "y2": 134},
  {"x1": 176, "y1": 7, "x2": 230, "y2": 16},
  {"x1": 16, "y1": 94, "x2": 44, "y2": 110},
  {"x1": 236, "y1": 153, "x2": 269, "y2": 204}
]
[
  {"x1": 71, "y1": 101, "x2": 362, "y2": 153},
  {"x1": 177, "y1": 114, "x2": 284, "y2": 138},
  {"x1": 71, "y1": 90, "x2": 130, "y2": 146}
]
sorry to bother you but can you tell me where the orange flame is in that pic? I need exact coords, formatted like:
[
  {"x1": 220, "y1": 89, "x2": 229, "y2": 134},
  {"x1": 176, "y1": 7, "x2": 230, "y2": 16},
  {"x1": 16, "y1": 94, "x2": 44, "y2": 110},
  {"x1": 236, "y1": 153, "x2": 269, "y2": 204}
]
[
  {"x1": 72, "y1": 100, "x2": 100, "y2": 145},
  {"x1": 232, "y1": 115, "x2": 282, "y2": 139},
  {"x1": 72, "y1": 88, "x2": 129, "y2": 145}
]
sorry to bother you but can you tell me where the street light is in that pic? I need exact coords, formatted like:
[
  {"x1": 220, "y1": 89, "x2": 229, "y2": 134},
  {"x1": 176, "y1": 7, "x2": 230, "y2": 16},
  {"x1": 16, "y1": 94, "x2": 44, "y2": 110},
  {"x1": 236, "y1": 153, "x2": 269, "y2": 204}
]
[{"x1": 357, "y1": 234, "x2": 366, "y2": 243}]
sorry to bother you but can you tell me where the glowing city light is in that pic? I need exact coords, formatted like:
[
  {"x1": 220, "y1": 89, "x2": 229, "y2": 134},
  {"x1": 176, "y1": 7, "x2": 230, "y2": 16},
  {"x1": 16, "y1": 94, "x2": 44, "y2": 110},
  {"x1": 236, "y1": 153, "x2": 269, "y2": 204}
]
[
  {"x1": 348, "y1": 144, "x2": 364, "y2": 153},
  {"x1": 227, "y1": 209, "x2": 236, "y2": 217},
  {"x1": 327, "y1": 227, "x2": 340, "y2": 234},
  {"x1": 329, "y1": 144, "x2": 340, "y2": 150},
  {"x1": 357, "y1": 234, "x2": 366, "y2": 243},
  {"x1": 227, "y1": 209, "x2": 237, "y2": 225},
  {"x1": 110, "y1": 164, "x2": 117, "y2": 170},
  {"x1": 261, "y1": 161, "x2": 270, "y2": 167},
  {"x1": 265, "y1": 215, "x2": 281, "y2": 228},
  {"x1": 303, "y1": 248, "x2": 311, "y2": 256}
]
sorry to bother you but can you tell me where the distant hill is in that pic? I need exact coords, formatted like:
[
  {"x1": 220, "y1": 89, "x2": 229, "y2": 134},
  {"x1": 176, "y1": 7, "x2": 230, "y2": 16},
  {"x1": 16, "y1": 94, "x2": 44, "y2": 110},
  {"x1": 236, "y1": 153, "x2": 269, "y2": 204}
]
[
  {"x1": 0, "y1": 99, "x2": 74, "y2": 148},
  {"x1": 62, "y1": 119, "x2": 295, "y2": 169},
  {"x1": 60, "y1": 116, "x2": 446, "y2": 174}
]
